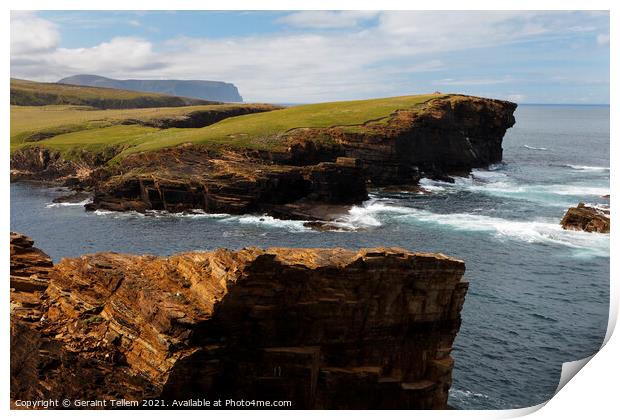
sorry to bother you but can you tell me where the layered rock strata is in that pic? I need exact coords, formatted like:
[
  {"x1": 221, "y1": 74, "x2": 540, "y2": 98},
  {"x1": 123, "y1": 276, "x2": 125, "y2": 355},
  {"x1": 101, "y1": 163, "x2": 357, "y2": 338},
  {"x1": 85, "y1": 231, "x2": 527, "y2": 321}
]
[
  {"x1": 84, "y1": 148, "x2": 368, "y2": 217},
  {"x1": 284, "y1": 96, "x2": 517, "y2": 185},
  {"x1": 10, "y1": 234, "x2": 469, "y2": 409},
  {"x1": 560, "y1": 202, "x2": 610, "y2": 233}
]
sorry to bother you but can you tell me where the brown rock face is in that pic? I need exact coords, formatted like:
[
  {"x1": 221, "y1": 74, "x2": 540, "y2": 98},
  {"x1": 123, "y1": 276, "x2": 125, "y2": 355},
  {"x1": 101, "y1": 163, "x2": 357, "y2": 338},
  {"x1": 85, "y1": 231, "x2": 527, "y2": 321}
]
[
  {"x1": 284, "y1": 96, "x2": 517, "y2": 185},
  {"x1": 10, "y1": 232, "x2": 52, "y2": 293},
  {"x1": 11, "y1": 234, "x2": 468, "y2": 409},
  {"x1": 561, "y1": 202, "x2": 610, "y2": 233},
  {"x1": 86, "y1": 146, "x2": 368, "y2": 218}
]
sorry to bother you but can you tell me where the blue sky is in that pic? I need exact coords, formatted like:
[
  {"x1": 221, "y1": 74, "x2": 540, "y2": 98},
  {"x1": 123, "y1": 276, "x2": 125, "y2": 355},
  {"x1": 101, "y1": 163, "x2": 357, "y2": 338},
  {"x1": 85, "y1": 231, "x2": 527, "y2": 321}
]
[{"x1": 11, "y1": 10, "x2": 610, "y2": 103}]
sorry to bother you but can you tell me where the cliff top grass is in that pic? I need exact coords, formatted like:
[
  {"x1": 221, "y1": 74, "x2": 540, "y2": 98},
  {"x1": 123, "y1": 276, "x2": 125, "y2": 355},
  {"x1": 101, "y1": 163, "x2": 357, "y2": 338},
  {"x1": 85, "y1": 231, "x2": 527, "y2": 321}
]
[
  {"x1": 11, "y1": 93, "x2": 449, "y2": 162},
  {"x1": 10, "y1": 78, "x2": 214, "y2": 108},
  {"x1": 10, "y1": 103, "x2": 276, "y2": 147}
]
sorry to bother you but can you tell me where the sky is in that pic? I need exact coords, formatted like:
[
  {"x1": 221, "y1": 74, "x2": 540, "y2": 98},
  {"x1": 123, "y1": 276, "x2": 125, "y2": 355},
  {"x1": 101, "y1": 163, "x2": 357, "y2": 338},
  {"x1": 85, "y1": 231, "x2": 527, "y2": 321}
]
[{"x1": 10, "y1": 10, "x2": 610, "y2": 104}]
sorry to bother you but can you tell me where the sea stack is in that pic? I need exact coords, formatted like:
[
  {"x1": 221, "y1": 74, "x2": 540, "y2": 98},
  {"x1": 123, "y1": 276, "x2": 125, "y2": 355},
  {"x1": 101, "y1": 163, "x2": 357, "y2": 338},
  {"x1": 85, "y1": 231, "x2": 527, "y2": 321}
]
[
  {"x1": 10, "y1": 233, "x2": 469, "y2": 409},
  {"x1": 560, "y1": 202, "x2": 610, "y2": 233}
]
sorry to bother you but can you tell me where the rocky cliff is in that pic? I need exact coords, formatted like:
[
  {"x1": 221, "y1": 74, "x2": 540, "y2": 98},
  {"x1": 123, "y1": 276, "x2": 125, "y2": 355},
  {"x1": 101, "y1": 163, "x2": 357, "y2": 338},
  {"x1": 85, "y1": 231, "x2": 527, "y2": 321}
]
[
  {"x1": 11, "y1": 95, "x2": 516, "y2": 222},
  {"x1": 283, "y1": 95, "x2": 517, "y2": 185},
  {"x1": 59, "y1": 75, "x2": 243, "y2": 103},
  {"x1": 11, "y1": 233, "x2": 468, "y2": 409},
  {"x1": 85, "y1": 146, "x2": 368, "y2": 219}
]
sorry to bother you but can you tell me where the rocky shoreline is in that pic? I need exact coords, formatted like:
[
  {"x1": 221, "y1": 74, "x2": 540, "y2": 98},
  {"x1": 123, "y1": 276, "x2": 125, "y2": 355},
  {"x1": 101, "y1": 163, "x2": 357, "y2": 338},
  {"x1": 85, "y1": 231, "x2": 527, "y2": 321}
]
[
  {"x1": 11, "y1": 95, "x2": 516, "y2": 223},
  {"x1": 11, "y1": 232, "x2": 469, "y2": 409}
]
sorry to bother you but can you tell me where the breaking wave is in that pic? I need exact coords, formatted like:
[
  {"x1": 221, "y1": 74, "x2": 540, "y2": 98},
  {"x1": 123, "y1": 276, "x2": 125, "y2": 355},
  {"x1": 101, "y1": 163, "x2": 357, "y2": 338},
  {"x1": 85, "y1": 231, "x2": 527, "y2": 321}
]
[
  {"x1": 394, "y1": 208, "x2": 609, "y2": 256},
  {"x1": 225, "y1": 215, "x2": 311, "y2": 232},
  {"x1": 336, "y1": 198, "x2": 412, "y2": 229},
  {"x1": 418, "y1": 168, "x2": 609, "y2": 206},
  {"x1": 46, "y1": 199, "x2": 92, "y2": 208},
  {"x1": 552, "y1": 164, "x2": 610, "y2": 172},
  {"x1": 523, "y1": 145, "x2": 548, "y2": 151}
]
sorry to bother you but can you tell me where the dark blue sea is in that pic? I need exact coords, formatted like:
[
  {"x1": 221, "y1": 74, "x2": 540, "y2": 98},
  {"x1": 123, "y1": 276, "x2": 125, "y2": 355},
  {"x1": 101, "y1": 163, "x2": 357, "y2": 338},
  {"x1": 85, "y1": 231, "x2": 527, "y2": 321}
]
[{"x1": 10, "y1": 104, "x2": 610, "y2": 409}]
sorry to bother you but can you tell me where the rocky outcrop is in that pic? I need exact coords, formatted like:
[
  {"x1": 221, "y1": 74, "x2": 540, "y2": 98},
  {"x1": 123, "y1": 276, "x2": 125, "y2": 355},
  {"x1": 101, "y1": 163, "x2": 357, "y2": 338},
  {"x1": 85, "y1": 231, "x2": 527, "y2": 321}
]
[
  {"x1": 561, "y1": 202, "x2": 610, "y2": 233},
  {"x1": 85, "y1": 146, "x2": 367, "y2": 219},
  {"x1": 10, "y1": 146, "x2": 115, "y2": 186},
  {"x1": 11, "y1": 234, "x2": 468, "y2": 409},
  {"x1": 283, "y1": 96, "x2": 517, "y2": 185},
  {"x1": 10, "y1": 232, "x2": 52, "y2": 328}
]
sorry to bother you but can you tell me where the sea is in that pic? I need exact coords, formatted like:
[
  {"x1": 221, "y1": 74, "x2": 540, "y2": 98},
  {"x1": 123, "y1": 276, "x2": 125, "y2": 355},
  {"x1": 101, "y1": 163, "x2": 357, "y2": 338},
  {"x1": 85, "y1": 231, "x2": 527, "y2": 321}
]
[{"x1": 10, "y1": 104, "x2": 610, "y2": 409}]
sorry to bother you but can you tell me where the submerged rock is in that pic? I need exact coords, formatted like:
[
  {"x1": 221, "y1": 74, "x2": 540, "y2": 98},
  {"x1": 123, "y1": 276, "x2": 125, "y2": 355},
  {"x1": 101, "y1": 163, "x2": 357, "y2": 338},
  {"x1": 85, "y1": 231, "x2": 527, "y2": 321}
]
[
  {"x1": 560, "y1": 202, "x2": 610, "y2": 233},
  {"x1": 10, "y1": 233, "x2": 469, "y2": 409}
]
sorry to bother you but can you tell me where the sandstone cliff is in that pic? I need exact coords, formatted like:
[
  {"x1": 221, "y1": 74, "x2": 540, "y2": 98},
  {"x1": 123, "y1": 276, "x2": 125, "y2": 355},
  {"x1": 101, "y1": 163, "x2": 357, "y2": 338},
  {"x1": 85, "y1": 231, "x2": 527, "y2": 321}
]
[
  {"x1": 11, "y1": 95, "x2": 516, "y2": 222},
  {"x1": 11, "y1": 233, "x2": 468, "y2": 409},
  {"x1": 284, "y1": 95, "x2": 516, "y2": 185},
  {"x1": 561, "y1": 202, "x2": 610, "y2": 233}
]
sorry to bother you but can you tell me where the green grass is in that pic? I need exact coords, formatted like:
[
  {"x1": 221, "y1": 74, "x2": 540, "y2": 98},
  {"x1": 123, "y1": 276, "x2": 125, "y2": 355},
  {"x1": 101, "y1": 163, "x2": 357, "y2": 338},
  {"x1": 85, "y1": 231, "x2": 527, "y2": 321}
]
[
  {"x1": 10, "y1": 103, "x2": 273, "y2": 148},
  {"x1": 12, "y1": 93, "x2": 447, "y2": 161},
  {"x1": 10, "y1": 78, "x2": 213, "y2": 108}
]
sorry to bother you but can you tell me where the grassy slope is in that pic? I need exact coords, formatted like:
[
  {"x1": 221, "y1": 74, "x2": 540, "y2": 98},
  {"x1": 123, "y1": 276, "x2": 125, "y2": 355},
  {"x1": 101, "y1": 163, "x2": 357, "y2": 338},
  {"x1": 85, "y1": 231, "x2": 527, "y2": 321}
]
[
  {"x1": 10, "y1": 104, "x2": 274, "y2": 147},
  {"x1": 10, "y1": 78, "x2": 213, "y2": 108},
  {"x1": 11, "y1": 93, "x2": 446, "y2": 161}
]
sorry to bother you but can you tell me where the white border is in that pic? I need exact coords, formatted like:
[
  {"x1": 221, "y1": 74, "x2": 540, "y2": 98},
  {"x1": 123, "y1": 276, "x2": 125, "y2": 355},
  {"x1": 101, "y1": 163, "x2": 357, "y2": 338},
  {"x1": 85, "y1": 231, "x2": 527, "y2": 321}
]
[{"x1": 2, "y1": 1, "x2": 616, "y2": 419}]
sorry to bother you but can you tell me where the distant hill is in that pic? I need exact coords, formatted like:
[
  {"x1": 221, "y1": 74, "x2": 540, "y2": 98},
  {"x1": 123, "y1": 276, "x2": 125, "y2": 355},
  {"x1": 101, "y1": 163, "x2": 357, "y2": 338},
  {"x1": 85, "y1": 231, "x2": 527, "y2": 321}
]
[
  {"x1": 58, "y1": 75, "x2": 243, "y2": 103},
  {"x1": 11, "y1": 78, "x2": 217, "y2": 109}
]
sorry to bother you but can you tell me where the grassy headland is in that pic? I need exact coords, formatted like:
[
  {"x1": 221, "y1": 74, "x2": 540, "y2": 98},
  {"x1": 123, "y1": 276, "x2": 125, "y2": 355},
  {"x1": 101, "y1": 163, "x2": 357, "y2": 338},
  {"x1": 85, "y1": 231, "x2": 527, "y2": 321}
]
[
  {"x1": 10, "y1": 78, "x2": 215, "y2": 109},
  {"x1": 11, "y1": 92, "x2": 447, "y2": 163}
]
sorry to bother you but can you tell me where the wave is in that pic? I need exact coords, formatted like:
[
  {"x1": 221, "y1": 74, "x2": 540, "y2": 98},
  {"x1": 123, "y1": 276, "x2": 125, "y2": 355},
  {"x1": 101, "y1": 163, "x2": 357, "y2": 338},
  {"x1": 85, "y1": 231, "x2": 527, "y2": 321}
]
[
  {"x1": 46, "y1": 199, "x2": 92, "y2": 208},
  {"x1": 418, "y1": 178, "x2": 447, "y2": 192},
  {"x1": 419, "y1": 169, "x2": 609, "y2": 206},
  {"x1": 226, "y1": 215, "x2": 311, "y2": 232},
  {"x1": 336, "y1": 198, "x2": 413, "y2": 229},
  {"x1": 552, "y1": 164, "x2": 610, "y2": 172},
  {"x1": 92, "y1": 208, "x2": 313, "y2": 232},
  {"x1": 145, "y1": 209, "x2": 230, "y2": 219},
  {"x1": 523, "y1": 145, "x2": 548, "y2": 151},
  {"x1": 395, "y1": 208, "x2": 609, "y2": 256},
  {"x1": 93, "y1": 209, "x2": 229, "y2": 219}
]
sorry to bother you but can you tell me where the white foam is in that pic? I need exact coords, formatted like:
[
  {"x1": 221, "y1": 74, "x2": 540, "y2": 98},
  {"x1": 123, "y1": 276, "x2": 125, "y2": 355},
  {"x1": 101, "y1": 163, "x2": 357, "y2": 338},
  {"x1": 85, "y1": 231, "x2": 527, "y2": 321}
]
[
  {"x1": 93, "y1": 209, "x2": 145, "y2": 218},
  {"x1": 227, "y1": 214, "x2": 311, "y2": 232},
  {"x1": 523, "y1": 144, "x2": 548, "y2": 151},
  {"x1": 337, "y1": 199, "x2": 413, "y2": 229},
  {"x1": 46, "y1": 199, "x2": 92, "y2": 208},
  {"x1": 561, "y1": 164, "x2": 610, "y2": 172},
  {"x1": 421, "y1": 168, "x2": 609, "y2": 205},
  {"x1": 144, "y1": 209, "x2": 230, "y2": 219},
  {"x1": 418, "y1": 178, "x2": 447, "y2": 192},
  {"x1": 396, "y1": 209, "x2": 609, "y2": 256}
]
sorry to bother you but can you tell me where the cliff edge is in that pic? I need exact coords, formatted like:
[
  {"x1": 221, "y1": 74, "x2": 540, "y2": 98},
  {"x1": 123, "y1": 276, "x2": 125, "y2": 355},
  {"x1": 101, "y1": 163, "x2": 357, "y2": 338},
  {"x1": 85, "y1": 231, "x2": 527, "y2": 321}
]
[{"x1": 10, "y1": 233, "x2": 468, "y2": 409}]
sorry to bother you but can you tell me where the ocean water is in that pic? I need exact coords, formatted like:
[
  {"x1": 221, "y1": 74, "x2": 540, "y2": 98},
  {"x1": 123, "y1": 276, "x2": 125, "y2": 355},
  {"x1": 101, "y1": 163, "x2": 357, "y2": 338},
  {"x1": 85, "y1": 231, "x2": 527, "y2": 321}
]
[{"x1": 10, "y1": 104, "x2": 610, "y2": 409}]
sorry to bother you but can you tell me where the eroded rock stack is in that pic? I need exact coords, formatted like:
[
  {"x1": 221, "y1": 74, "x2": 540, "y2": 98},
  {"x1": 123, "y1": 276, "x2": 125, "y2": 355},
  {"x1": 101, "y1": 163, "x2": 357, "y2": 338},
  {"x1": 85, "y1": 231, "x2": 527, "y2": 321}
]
[
  {"x1": 560, "y1": 202, "x2": 610, "y2": 233},
  {"x1": 10, "y1": 233, "x2": 469, "y2": 409}
]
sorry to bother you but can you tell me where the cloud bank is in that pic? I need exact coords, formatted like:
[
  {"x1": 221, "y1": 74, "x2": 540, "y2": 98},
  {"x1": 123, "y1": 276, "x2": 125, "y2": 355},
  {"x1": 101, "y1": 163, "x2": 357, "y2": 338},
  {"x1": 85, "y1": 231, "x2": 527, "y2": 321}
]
[{"x1": 10, "y1": 11, "x2": 609, "y2": 103}]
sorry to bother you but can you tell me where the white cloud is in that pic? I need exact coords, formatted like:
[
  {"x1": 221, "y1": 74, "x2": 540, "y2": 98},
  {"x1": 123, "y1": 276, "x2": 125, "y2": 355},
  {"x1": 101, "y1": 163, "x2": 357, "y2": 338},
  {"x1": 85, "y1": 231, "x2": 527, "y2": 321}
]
[
  {"x1": 10, "y1": 11, "x2": 610, "y2": 102},
  {"x1": 11, "y1": 36, "x2": 163, "y2": 81},
  {"x1": 433, "y1": 77, "x2": 513, "y2": 86},
  {"x1": 11, "y1": 11, "x2": 60, "y2": 55},
  {"x1": 277, "y1": 11, "x2": 379, "y2": 29}
]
